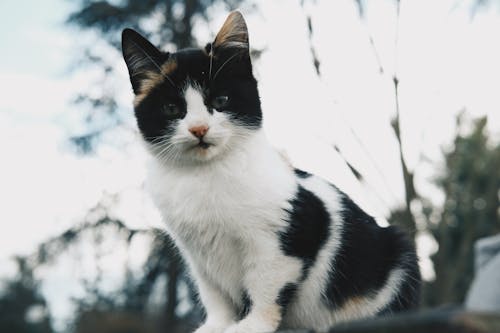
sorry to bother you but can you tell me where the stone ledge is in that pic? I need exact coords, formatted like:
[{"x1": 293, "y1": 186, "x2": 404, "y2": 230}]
[{"x1": 276, "y1": 309, "x2": 500, "y2": 333}]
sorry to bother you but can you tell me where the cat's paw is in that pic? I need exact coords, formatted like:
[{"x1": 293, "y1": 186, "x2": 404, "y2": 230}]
[{"x1": 193, "y1": 323, "x2": 230, "y2": 333}]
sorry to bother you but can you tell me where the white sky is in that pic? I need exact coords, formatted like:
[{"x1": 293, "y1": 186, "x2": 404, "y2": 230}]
[{"x1": 1, "y1": 0, "x2": 500, "y2": 329}]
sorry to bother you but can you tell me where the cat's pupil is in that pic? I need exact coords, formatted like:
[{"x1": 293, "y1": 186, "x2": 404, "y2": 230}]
[{"x1": 212, "y1": 95, "x2": 229, "y2": 110}]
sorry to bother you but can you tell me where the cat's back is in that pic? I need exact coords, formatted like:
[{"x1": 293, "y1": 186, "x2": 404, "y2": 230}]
[{"x1": 282, "y1": 170, "x2": 420, "y2": 329}]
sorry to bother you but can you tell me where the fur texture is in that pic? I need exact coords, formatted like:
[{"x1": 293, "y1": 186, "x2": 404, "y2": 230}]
[{"x1": 122, "y1": 11, "x2": 421, "y2": 333}]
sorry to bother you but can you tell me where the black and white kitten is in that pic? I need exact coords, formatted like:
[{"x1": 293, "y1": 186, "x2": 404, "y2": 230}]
[{"x1": 122, "y1": 11, "x2": 420, "y2": 333}]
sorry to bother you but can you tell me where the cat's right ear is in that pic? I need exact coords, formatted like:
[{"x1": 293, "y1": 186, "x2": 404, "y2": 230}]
[{"x1": 122, "y1": 29, "x2": 165, "y2": 94}]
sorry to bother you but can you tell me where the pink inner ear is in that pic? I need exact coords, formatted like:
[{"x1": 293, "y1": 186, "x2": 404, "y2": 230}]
[{"x1": 214, "y1": 11, "x2": 249, "y2": 49}]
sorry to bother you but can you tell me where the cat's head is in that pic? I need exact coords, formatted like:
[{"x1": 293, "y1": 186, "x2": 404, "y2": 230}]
[{"x1": 122, "y1": 11, "x2": 261, "y2": 166}]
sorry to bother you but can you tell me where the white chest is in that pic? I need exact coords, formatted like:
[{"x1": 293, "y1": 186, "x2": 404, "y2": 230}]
[{"x1": 145, "y1": 142, "x2": 297, "y2": 299}]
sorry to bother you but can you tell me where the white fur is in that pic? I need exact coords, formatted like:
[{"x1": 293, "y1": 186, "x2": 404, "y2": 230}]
[
  {"x1": 147, "y1": 129, "x2": 300, "y2": 332},
  {"x1": 184, "y1": 86, "x2": 210, "y2": 127},
  {"x1": 144, "y1": 84, "x2": 406, "y2": 332}
]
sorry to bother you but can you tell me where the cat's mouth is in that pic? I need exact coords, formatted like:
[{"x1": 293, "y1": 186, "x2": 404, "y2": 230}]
[
  {"x1": 191, "y1": 140, "x2": 214, "y2": 150},
  {"x1": 198, "y1": 141, "x2": 212, "y2": 149}
]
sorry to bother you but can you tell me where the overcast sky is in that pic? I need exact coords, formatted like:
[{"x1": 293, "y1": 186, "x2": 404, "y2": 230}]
[{"x1": 1, "y1": 0, "x2": 500, "y2": 329}]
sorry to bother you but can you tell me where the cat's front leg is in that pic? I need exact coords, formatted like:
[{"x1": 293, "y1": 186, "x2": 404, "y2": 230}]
[
  {"x1": 193, "y1": 272, "x2": 236, "y2": 333},
  {"x1": 224, "y1": 252, "x2": 303, "y2": 333},
  {"x1": 223, "y1": 304, "x2": 281, "y2": 333}
]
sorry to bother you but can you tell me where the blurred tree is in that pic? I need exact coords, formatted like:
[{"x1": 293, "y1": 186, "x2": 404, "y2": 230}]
[
  {"x1": 30, "y1": 201, "x2": 201, "y2": 332},
  {"x1": 0, "y1": 258, "x2": 53, "y2": 333},
  {"x1": 424, "y1": 116, "x2": 500, "y2": 306},
  {"x1": 68, "y1": 0, "x2": 247, "y2": 49}
]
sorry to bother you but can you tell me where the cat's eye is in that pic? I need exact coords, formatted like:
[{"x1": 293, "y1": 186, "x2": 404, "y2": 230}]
[
  {"x1": 211, "y1": 95, "x2": 229, "y2": 110},
  {"x1": 163, "y1": 103, "x2": 181, "y2": 118}
]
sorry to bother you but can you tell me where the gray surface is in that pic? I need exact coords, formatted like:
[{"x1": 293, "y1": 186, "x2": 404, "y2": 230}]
[
  {"x1": 466, "y1": 234, "x2": 500, "y2": 311},
  {"x1": 276, "y1": 310, "x2": 500, "y2": 333}
]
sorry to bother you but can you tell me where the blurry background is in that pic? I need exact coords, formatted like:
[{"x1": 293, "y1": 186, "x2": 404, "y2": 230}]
[{"x1": 1, "y1": 0, "x2": 499, "y2": 332}]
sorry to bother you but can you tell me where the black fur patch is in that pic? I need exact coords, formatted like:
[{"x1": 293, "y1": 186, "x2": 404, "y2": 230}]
[
  {"x1": 122, "y1": 29, "x2": 262, "y2": 145},
  {"x1": 378, "y1": 232, "x2": 421, "y2": 314},
  {"x1": 276, "y1": 283, "x2": 298, "y2": 315},
  {"x1": 238, "y1": 290, "x2": 252, "y2": 320},
  {"x1": 134, "y1": 83, "x2": 187, "y2": 143},
  {"x1": 322, "y1": 192, "x2": 421, "y2": 312},
  {"x1": 279, "y1": 185, "x2": 330, "y2": 277},
  {"x1": 294, "y1": 168, "x2": 311, "y2": 179},
  {"x1": 378, "y1": 269, "x2": 421, "y2": 315},
  {"x1": 122, "y1": 28, "x2": 167, "y2": 94}
]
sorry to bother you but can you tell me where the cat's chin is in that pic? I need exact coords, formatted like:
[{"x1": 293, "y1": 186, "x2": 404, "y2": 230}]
[
  {"x1": 190, "y1": 145, "x2": 217, "y2": 159},
  {"x1": 190, "y1": 144, "x2": 227, "y2": 163},
  {"x1": 170, "y1": 142, "x2": 227, "y2": 165}
]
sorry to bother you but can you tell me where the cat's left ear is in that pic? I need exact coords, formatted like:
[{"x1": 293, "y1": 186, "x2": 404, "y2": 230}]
[
  {"x1": 212, "y1": 11, "x2": 249, "y2": 54},
  {"x1": 122, "y1": 28, "x2": 166, "y2": 94}
]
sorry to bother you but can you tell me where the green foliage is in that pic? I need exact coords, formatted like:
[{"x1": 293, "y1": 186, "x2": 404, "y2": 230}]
[
  {"x1": 425, "y1": 116, "x2": 500, "y2": 306},
  {"x1": 0, "y1": 258, "x2": 53, "y2": 333},
  {"x1": 36, "y1": 203, "x2": 201, "y2": 332}
]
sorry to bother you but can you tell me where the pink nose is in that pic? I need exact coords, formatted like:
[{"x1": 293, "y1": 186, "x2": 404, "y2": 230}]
[{"x1": 189, "y1": 125, "x2": 209, "y2": 139}]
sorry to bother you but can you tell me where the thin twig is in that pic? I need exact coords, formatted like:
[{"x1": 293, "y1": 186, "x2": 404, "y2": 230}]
[
  {"x1": 391, "y1": 0, "x2": 418, "y2": 233},
  {"x1": 300, "y1": 0, "x2": 400, "y2": 205},
  {"x1": 354, "y1": 0, "x2": 384, "y2": 74},
  {"x1": 306, "y1": 16, "x2": 321, "y2": 76}
]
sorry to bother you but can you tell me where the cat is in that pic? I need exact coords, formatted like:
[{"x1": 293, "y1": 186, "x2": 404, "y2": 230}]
[{"x1": 121, "y1": 11, "x2": 421, "y2": 333}]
